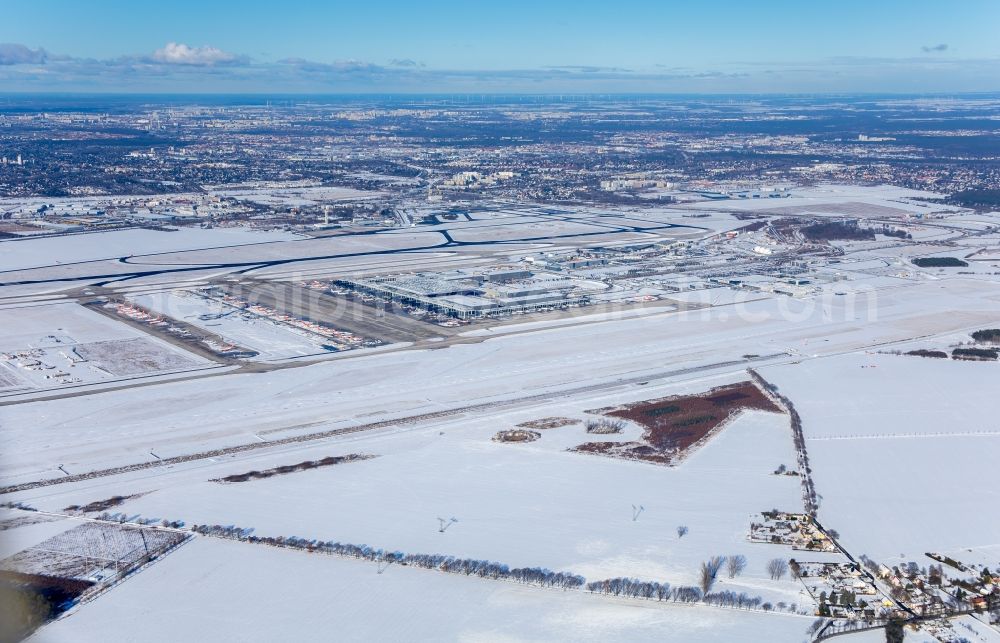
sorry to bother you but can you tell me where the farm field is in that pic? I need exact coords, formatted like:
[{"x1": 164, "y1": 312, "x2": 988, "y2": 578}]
[
  {"x1": 2, "y1": 521, "x2": 186, "y2": 580},
  {"x1": 40, "y1": 536, "x2": 820, "y2": 643},
  {"x1": 39, "y1": 404, "x2": 813, "y2": 602},
  {"x1": 577, "y1": 381, "x2": 782, "y2": 464},
  {"x1": 758, "y1": 352, "x2": 1000, "y2": 565}
]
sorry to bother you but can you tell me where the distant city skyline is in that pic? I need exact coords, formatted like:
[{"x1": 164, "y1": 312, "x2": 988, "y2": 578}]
[{"x1": 2, "y1": 0, "x2": 1000, "y2": 93}]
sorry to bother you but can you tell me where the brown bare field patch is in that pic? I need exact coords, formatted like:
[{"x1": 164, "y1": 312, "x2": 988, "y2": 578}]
[
  {"x1": 516, "y1": 417, "x2": 580, "y2": 430},
  {"x1": 572, "y1": 381, "x2": 782, "y2": 465}
]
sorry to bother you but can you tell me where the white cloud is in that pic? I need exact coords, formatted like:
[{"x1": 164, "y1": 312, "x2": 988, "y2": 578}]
[
  {"x1": 389, "y1": 58, "x2": 423, "y2": 68},
  {"x1": 277, "y1": 58, "x2": 384, "y2": 74},
  {"x1": 0, "y1": 43, "x2": 47, "y2": 65},
  {"x1": 1, "y1": 42, "x2": 998, "y2": 93},
  {"x1": 150, "y1": 42, "x2": 247, "y2": 66}
]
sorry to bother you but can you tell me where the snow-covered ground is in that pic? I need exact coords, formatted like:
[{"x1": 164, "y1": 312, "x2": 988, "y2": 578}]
[
  {"x1": 210, "y1": 185, "x2": 379, "y2": 206},
  {"x1": 36, "y1": 406, "x2": 816, "y2": 608},
  {"x1": 3, "y1": 278, "x2": 999, "y2": 482},
  {"x1": 680, "y1": 184, "x2": 950, "y2": 217},
  {"x1": 4, "y1": 190, "x2": 1000, "y2": 641},
  {"x1": 0, "y1": 227, "x2": 302, "y2": 272},
  {"x1": 759, "y1": 352, "x2": 1000, "y2": 564},
  {"x1": 0, "y1": 301, "x2": 141, "y2": 350},
  {"x1": 0, "y1": 301, "x2": 211, "y2": 392},
  {"x1": 39, "y1": 537, "x2": 820, "y2": 643}
]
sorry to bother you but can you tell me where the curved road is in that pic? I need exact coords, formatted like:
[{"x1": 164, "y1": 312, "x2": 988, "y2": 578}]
[{"x1": 0, "y1": 220, "x2": 702, "y2": 288}]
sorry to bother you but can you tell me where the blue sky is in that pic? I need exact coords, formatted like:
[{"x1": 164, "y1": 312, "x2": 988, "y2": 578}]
[{"x1": 2, "y1": 0, "x2": 999, "y2": 93}]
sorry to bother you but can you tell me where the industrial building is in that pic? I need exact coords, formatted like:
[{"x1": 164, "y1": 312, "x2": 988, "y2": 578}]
[{"x1": 334, "y1": 269, "x2": 600, "y2": 319}]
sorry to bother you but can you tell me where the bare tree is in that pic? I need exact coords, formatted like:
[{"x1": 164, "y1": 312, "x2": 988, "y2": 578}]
[
  {"x1": 676, "y1": 525, "x2": 688, "y2": 538},
  {"x1": 767, "y1": 558, "x2": 789, "y2": 581},
  {"x1": 700, "y1": 556, "x2": 726, "y2": 595},
  {"x1": 700, "y1": 561, "x2": 716, "y2": 595},
  {"x1": 727, "y1": 554, "x2": 747, "y2": 578},
  {"x1": 706, "y1": 556, "x2": 726, "y2": 578}
]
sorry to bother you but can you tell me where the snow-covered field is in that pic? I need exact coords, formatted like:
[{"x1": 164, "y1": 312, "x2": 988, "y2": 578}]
[
  {"x1": 0, "y1": 301, "x2": 210, "y2": 392},
  {"x1": 39, "y1": 536, "x2": 819, "y2": 643},
  {"x1": 759, "y1": 352, "x2": 1000, "y2": 564},
  {"x1": 680, "y1": 184, "x2": 950, "y2": 217},
  {"x1": 45, "y1": 404, "x2": 815, "y2": 606},
  {"x1": 0, "y1": 227, "x2": 302, "y2": 272},
  {"x1": 0, "y1": 302, "x2": 141, "y2": 350},
  {"x1": 3, "y1": 278, "x2": 999, "y2": 482},
  {"x1": 210, "y1": 185, "x2": 379, "y2": 206}
]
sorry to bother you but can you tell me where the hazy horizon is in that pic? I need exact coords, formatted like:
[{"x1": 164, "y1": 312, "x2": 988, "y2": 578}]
[{"x1": 3, "y1": 0, "x2": 1000, "y2": 93}]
